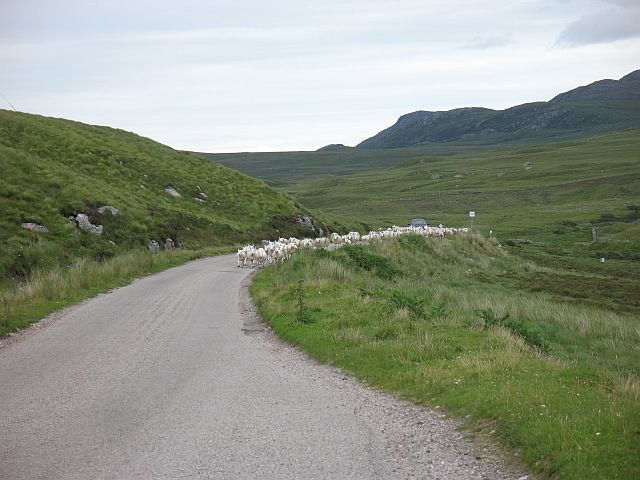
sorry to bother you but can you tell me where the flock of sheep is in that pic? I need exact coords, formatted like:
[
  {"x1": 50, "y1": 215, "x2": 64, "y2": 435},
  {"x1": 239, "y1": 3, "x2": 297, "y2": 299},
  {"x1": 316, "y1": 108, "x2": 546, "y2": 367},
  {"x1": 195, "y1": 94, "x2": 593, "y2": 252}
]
[{"x1": 236, "y1": 224, "x2": 469, "y2": 268}]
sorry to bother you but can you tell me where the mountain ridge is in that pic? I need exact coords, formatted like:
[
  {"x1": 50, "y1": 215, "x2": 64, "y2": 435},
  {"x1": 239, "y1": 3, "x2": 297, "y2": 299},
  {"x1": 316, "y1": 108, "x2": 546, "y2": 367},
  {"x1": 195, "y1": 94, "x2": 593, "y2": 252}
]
[{"x1": 357, "y1": 69, "x2": 640, "y2": 149}]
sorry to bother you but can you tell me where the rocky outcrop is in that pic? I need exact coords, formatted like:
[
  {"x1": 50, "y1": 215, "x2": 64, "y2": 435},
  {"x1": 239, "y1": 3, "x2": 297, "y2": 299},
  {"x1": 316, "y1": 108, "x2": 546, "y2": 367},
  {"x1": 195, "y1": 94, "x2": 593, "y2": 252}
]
[
  {"x1": 75, "y1": 214, "x2": 103, "y2": 236},
  {"x1": 97, "y1": 205, "x2": 121, "y2": 216},
  {"x1": 21, "y1": 223, "x2": 49, "y2": 233},
  {"x1": 164, "y1": 186, "x2": 182, "y2": 198}
]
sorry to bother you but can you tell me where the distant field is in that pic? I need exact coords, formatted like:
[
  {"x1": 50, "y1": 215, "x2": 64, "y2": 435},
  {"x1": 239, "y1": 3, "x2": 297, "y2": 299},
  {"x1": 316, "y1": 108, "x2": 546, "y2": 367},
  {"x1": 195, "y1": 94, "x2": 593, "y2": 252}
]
[{"x1": 211, "y1": 129, "x2": 640, "y2": 315}]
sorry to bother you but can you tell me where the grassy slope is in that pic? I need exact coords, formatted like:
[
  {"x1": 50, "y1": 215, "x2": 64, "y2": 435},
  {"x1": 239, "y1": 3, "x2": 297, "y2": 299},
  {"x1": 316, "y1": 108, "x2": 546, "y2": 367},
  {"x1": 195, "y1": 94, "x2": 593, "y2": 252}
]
[
  {"x1": 251, "y1": 235, "x2": 640, "y2": 479},
  {"x1": 0, "y1": 109, "x2": 336, "y2": 282}
]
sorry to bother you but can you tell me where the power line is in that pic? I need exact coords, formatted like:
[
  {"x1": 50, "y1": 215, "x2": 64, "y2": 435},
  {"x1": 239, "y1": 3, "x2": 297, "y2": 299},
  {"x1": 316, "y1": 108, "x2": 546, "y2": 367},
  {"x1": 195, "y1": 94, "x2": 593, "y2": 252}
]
[{"x1": 0, "y1": 89, "x2": 17, "y2": 111}]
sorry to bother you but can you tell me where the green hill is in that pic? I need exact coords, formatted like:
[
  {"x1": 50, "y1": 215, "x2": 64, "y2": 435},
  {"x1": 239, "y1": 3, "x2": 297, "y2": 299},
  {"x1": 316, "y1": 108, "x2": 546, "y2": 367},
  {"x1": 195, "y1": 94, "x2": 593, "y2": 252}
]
[
  {"x1": 357, "y1": 69, "x2": 640, "y2": 148},
  {"x1": 0, "y1": 110, "x2": 332, "y2": 281}
]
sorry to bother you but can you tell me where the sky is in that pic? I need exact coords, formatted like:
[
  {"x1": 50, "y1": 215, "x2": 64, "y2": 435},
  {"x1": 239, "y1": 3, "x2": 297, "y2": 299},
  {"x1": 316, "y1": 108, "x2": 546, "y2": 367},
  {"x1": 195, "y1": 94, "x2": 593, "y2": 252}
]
[{"x1": 0, "y1": 0, "x2": 639, "y2": 152}]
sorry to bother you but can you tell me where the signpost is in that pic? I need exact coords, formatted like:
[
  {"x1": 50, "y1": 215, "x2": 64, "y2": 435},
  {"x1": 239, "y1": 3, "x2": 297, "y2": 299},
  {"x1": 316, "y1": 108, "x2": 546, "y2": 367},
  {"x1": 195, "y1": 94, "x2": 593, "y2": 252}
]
[{"x1": 469, "y1": 211, "x2": 475, "y2": 231}]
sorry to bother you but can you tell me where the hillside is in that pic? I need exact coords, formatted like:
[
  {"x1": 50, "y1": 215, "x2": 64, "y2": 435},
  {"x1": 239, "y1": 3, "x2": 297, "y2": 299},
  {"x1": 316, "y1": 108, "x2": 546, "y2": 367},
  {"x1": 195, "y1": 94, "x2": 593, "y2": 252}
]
[
  {"x1": 357, "y1": 69, "x2": 640, "y2": 148},
  {"x1": 0, "y1": 110, "x2": 331, "y2": 281}
]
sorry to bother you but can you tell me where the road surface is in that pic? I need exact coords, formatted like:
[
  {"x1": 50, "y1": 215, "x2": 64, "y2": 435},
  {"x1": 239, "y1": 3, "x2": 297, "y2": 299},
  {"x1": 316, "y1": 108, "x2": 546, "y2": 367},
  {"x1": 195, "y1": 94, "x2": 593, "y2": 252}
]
[{"x1": 0, "y1": 255, "x2": 525, "y2": 479}]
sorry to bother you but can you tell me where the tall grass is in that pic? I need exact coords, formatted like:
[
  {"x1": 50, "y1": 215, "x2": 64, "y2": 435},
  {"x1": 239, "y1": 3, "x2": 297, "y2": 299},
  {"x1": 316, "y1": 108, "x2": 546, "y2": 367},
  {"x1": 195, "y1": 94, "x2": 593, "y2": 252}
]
[{"x1": 251, "y1": 234, "x2": 640, "y2": 479}]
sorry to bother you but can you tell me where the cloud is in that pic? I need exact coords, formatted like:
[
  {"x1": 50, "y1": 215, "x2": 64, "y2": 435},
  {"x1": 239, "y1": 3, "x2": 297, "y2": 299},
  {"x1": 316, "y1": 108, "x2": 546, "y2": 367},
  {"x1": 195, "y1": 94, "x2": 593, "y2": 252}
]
[
  {"x1": 557, "y1": 2, "x2": 640, "y2": 46},
  {"x1": 463, "y1": 35, "x2": 511, "y2": 50}
]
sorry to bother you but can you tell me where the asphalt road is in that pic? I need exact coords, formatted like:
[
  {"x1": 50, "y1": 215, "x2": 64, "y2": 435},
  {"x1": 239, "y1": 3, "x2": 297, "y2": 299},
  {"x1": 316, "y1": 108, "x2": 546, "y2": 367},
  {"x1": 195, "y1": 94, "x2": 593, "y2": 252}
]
[{"x1": 0, "y1": 255, "x2": 524, "y2": 479}]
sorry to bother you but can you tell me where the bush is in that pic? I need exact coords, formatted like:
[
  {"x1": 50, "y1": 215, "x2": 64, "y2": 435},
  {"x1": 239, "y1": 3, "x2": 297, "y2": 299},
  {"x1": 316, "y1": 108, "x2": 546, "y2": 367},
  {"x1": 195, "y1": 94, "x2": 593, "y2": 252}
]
[
  {"x1": 478, "y1": 308, "x2": 548, "y2": 351},
  {"x1": 295, "y1": 280, "x2": 312, "y2": 324},
  {"x1": 343, "y1": 245, "x2": 400, "y2": 279},
  {"x1": 387, "y1": 289, "x2": 426, "y2": 317}
]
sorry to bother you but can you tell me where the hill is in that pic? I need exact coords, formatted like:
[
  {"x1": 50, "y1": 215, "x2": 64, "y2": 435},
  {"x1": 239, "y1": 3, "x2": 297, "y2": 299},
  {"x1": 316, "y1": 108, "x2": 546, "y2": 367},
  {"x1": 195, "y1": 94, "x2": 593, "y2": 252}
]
[
  {"x1": 357, "y1": 69, "x2": 640, "y2": 148},
  {"x1": 316, "y1": 143, "x2": 353, "y2": 152},
  {"x1": 0, "y1": 110, "x2": 332, "y2": 281}
]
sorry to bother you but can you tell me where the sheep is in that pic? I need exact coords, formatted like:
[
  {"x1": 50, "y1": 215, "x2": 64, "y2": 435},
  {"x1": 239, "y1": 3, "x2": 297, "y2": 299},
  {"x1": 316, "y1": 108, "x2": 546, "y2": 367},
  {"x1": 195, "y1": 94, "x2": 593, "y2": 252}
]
[{"x1": 236, "y1": 221, "x2": 471, "y2": 269}]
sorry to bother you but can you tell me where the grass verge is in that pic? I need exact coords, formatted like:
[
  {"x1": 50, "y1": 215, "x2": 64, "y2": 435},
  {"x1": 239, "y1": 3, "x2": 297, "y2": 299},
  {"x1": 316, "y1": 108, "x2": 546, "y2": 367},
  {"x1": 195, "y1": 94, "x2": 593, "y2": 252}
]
[
  {"x1": 250, "y1": 234, "x2": 640, "y2": 479},
  {"x1": 0, "y1": 246, "x2": 232, "y2": 336}
]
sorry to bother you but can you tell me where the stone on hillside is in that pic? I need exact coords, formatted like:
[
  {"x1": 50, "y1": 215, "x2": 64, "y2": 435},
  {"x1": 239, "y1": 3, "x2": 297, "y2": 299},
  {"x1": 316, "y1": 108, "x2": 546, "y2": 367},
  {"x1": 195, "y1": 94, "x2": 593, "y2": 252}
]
[
  {"x1": 194, "y1": 197, "x2": 204, "y2": 203},
  {"x1": 294, "y1": 214, "x2": 315, "y2": 231},
  {"x1": 431, "y1": 173, "x2": 442, "y2": 180},
  {"x1": 165, "y1": 238, "x2": 175, "y2": 251},
  {"x1": 21, "y1": 223, "x2": 49, "y2": 233},
  {"x1": 164, "y1": 186, "x2": 182, "y2": 198},
  {"x1": 454, "y1": 174, "x2": 464, "y2": 178},
  {"x1": 198, "y1": 192, "x2": 208, "y2": 199},
  {"x1": 148, "y1": 239, "x2": 160, "y2": 253},
  {"x1": 97, "y1": 205, "x2": 121, "y2": 216},
  {"x1": 75, "y1": 214, "x2": 103, "y2": 236}
]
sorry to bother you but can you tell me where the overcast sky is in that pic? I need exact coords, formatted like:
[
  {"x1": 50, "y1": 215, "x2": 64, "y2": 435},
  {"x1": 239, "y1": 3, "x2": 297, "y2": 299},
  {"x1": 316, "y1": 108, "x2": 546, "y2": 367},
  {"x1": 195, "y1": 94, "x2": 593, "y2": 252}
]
[{"x1": 1, "y1": 0, "x2": 639, "y2": 152}]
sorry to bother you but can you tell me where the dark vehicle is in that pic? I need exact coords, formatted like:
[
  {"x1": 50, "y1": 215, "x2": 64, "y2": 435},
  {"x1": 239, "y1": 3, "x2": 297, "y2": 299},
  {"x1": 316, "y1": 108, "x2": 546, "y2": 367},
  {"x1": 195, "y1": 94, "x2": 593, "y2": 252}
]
[{"x1": 410, "y1": 218, "x2": 427, "y2": 227}]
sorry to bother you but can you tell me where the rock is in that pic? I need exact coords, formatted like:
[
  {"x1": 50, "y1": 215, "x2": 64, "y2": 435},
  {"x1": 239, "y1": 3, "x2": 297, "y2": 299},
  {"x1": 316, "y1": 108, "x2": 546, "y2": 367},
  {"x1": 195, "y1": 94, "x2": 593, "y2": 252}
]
[
  {"x1": 75, "y1": 214, "x2": 103, "y2": 236},
  {"x1": 454, "y1": 174, "x2": 464, "y2": 178},
  {"x1": 524, "y1": 165, "x2": 533, "y2": 170},
  {"x1": 193, "y1": 197, "x2": 204, "y2": 203},
  {"x1": 21, "y1": 222, "x2": 49, "y2": 233},
  {"x1": 164, "y1": 186, "x2": 182, "y2": 198},
  {"x1": 148, "y1": 239, "x2": 160, "y2": 253},
  {"x1": 21, "y1": 223, "x2": 49, "y2": 233},
  {"x1": 198, "y1": 192, "x2": 208, "y2": 199},
  {"x1": 431, "y1": 173, "x2": 442, "y2": 180},
  {"x1": 97, "y1": 205, "x2": 121, "y2": 216},
  {"x1": 293, "y1": 214, "x2": 315, "y2": 231},
  {"x1": 165, "y1": 238, "x2": 175, "y2": 251}
]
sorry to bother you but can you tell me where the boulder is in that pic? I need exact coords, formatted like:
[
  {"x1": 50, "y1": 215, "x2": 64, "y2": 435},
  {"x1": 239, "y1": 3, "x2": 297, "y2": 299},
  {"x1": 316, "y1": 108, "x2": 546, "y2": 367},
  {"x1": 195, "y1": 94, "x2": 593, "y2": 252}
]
[
  {"x1": 21, "y1": 223, "x2": 49, "y2": 233},
  {"x1": 97, "y1": 205, "x2": 121, "y2": 216},
  {"x1": 198, "y1": 192, "x2": 208, "y2": 199},
  {"x1": 431, "y1": 173, "x2": 442, "y2": 180},
  {"x1": 164, "y1": 186, "x2": 182, "y2": 198},
  {"x1": 148, "y1": 239, "x2": 160, "y2": 253},
  {"x1": 75, "y1": 214, "x2": 103, "y2": 236}
]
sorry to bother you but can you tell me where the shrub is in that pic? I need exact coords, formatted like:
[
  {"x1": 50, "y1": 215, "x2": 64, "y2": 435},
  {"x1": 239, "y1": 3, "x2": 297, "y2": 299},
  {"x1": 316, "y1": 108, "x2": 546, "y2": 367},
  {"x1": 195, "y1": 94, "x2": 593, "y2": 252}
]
[
  {"x1": 295, "y1": 280, "x2": 312, "y2": 324},
  {"x1": 478, "y1": 308, "x2": 548, "y2": 351},
  {"x1": 343, "y1": 245, "x2": 400, "y2": 279},
  {"x1": 387, "y1": 289, "x2": 426, "y2": 317}
]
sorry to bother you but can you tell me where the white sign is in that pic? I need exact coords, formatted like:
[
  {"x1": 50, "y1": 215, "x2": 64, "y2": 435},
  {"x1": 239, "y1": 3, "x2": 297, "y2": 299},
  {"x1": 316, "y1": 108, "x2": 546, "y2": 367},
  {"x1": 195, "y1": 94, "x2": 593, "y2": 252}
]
[{"x1": 469, "y1": 211, "x2": 476, "y2": 218}]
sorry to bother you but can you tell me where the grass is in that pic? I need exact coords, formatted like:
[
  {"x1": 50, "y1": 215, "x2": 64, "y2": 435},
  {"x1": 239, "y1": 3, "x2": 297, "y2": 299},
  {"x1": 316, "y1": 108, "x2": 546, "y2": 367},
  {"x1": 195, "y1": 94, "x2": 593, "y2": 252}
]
[
  {"x1": 251, "y1": 234, "x2": 640, "y2": 479},
  {"x1": 0, "y1": 246, "x2": 232, "y2": 336}
]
